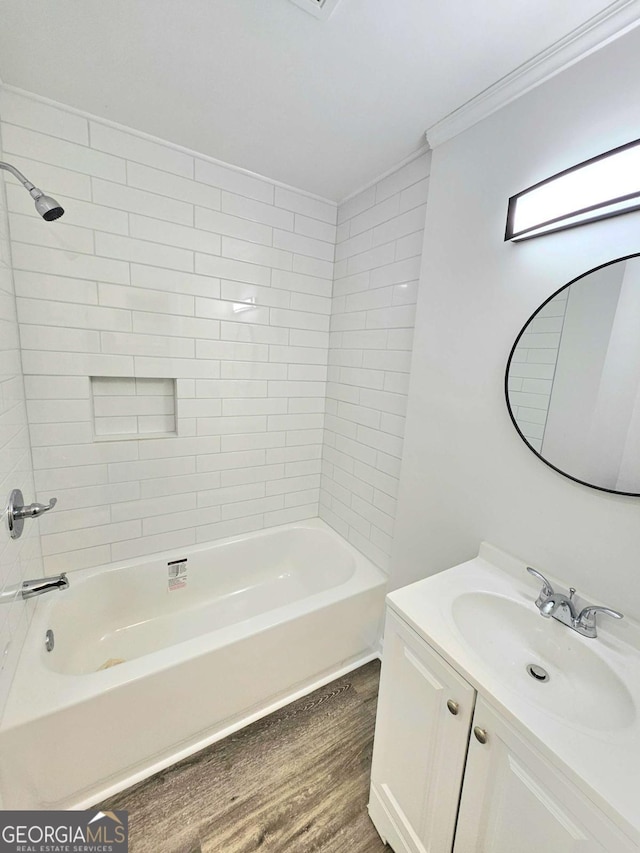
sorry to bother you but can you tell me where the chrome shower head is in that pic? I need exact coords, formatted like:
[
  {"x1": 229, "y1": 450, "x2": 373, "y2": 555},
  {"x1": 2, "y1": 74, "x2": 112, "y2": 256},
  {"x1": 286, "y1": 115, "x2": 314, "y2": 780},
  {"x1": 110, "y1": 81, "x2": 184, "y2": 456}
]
[
  {"x1": 32, "y1": 189, "x2": 64, "y2": 221},
  {"x1": 0, "y1": 160, "x2": 65, "y2": 221}
]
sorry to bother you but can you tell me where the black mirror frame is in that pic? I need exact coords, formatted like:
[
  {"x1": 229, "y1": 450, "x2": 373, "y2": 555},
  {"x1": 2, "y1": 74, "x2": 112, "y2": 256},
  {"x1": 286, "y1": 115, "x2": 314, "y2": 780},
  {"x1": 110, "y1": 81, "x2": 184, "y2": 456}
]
[{"x1": 505, "y1": 253, "x2": 640, "y2": 497}]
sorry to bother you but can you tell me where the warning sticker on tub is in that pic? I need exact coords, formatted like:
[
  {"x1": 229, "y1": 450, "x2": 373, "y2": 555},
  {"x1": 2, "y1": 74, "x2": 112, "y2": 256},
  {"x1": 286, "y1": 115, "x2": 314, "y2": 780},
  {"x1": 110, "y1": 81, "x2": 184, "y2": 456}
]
[
  {"x1": 167, "y1": 558, "x2": 187, "y2": 591},
  {"x1": 0, "y1": 810, "x2": 128, "y2": 852}
]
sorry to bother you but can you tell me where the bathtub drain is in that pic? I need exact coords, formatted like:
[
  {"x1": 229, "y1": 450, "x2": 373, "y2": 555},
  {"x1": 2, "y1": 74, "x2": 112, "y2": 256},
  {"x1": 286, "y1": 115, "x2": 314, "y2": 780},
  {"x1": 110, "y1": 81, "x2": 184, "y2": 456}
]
[
  {"x1": 45, "y1": 629, "x2": 54, "y2": 652},
  {"x1": 526, "y1": 663, "x2": 549, "y2": 682}
]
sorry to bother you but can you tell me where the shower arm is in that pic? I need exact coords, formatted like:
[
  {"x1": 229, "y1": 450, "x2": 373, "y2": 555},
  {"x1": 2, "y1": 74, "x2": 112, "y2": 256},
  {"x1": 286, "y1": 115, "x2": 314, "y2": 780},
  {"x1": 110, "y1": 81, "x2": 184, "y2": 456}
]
[{"x1": 0, "y1": 161, "x2": 41, "y2": 197}]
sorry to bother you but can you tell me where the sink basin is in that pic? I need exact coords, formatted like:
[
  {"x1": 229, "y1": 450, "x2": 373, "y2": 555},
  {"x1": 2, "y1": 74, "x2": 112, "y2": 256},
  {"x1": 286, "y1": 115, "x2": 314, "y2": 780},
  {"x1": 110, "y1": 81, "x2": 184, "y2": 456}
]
[{"x1": 451, "y1": 591, "x2": 635, "y2": 731}]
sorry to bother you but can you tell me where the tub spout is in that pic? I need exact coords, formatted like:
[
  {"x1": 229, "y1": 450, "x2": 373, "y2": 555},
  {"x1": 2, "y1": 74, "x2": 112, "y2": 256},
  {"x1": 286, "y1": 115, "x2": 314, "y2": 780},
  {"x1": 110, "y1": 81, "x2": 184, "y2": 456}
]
[{"x1": 21, "y1": 573, "x2": 69, "y2": 600}]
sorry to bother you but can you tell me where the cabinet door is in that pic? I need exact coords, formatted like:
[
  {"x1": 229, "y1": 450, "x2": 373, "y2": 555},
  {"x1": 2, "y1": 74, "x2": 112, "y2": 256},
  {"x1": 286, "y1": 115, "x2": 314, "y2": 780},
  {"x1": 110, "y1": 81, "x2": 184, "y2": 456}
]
[
  {"x1": 369, "y1": 610, "x2": 476, "y2": 853},
  {"x1": 454, "y1": 698, "x2": 637, "y2": 853}
]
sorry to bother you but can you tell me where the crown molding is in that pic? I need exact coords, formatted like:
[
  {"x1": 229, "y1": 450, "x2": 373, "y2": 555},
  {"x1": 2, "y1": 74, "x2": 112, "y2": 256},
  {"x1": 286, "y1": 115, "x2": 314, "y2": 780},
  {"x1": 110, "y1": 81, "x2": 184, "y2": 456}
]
[{"x1": 426, "y1": 0, "x2": 640, "y2": 149}]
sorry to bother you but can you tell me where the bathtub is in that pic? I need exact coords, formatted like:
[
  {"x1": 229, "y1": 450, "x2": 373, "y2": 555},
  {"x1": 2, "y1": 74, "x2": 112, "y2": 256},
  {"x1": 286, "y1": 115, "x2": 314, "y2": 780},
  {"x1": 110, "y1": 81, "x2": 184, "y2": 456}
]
[{"x1": 0, "y1": 519, "x2": 386, "y2": 810}]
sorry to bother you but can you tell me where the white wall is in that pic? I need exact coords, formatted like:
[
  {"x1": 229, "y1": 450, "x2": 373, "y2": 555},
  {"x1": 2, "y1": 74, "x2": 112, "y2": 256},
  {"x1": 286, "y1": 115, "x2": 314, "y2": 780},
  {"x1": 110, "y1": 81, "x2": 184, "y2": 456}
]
[
  {"x1": 0, "y1": 88, "x2": 336, "y2": 571},
  {"x1": 0, "y1": 106, "x2": 44, "y2": 721},
  {"x1": 320, "y1": 153, "x2": 429, "y2": 571},
  {"x1": 392, "y1": 25, "x2": 640, "y2": 621}
]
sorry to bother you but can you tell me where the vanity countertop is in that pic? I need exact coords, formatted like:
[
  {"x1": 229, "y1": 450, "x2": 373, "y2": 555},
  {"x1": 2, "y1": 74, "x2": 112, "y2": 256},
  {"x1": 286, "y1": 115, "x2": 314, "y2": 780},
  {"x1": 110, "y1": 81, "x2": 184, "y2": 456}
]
[{"x1": 387, "y1": 543, "x2": 640, "y2": 847}]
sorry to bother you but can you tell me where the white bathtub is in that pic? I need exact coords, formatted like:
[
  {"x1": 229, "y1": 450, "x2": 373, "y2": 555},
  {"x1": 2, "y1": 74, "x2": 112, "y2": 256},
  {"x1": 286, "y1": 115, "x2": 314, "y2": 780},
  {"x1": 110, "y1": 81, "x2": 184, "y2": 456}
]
[{"x1": 0, "y1": 519, "x2": 386, "y2": 810}]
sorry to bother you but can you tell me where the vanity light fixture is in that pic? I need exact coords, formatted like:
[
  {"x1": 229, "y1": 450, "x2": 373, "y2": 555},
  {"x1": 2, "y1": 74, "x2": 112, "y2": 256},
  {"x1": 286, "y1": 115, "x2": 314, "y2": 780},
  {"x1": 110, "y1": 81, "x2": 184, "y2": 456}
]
[{"x1": 505, "y1": 137, "x2": 640, "y2": 241}]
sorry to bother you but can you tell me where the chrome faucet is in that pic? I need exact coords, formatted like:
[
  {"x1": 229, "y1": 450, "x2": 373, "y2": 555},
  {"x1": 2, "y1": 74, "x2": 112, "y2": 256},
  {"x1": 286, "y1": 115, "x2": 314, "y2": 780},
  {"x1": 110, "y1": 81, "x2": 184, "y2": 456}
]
[
  {"x1": 526, "y1": 567, "x2": 623, "y2": 638},
  {"x1": 21, "y1": 572, "x2": 69, "y2": 600},
  {"x1": 0, "y1": 572, "x2": 69, "y2": 604}
]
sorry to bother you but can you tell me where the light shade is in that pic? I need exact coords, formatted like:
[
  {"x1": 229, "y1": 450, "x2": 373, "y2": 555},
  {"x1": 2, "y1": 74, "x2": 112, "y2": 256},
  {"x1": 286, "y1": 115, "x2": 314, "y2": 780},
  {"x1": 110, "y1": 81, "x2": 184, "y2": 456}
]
[{"x1": 505, "y1": 138, "x2": 640, "y2": 241}]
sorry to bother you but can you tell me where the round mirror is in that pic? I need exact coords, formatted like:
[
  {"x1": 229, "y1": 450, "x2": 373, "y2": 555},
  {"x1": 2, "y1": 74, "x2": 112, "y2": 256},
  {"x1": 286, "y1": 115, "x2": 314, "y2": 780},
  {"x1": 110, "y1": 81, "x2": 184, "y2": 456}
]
[{"x1": 505, "y1": 254, "x2": 640, "y2": 496}]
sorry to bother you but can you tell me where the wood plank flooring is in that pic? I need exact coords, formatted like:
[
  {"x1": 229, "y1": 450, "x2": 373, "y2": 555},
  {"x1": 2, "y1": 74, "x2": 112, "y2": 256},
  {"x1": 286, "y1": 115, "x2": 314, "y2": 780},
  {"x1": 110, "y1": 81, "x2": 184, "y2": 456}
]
[{"x1": 101, "y1": 660, "x2": 389, "y2": 853}]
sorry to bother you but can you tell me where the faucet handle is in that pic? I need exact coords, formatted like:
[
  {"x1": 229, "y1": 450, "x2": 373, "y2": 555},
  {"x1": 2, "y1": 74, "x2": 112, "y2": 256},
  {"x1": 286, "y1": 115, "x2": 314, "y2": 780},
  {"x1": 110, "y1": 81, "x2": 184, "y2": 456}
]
[
  {"x1": 575, "y1": 605, "x2": 624, "y2": 638},
  {"x1": 526, "y1": 566, "x2": 555, "y2": 606}
]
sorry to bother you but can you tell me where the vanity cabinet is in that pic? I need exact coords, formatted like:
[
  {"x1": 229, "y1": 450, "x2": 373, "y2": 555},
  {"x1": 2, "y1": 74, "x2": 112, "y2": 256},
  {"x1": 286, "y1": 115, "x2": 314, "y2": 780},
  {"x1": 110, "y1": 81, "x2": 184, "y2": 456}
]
[
  {"x1": 368, "y1": 610, "x2": 476, "y2": 853},
  {"x1": 368, "y1": 608, "x2": 637, "y2": 853}
]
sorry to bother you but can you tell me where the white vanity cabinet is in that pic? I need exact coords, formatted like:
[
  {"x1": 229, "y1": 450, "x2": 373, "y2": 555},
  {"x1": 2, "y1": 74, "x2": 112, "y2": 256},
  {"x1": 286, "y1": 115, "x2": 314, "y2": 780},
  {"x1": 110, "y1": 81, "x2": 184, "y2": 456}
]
[
  {"x1": 369, "y1": 607, "x2": 638, "y2": 853},
  {"x1": 368, "y1": 610, "x2": 476, "y2": 853}
]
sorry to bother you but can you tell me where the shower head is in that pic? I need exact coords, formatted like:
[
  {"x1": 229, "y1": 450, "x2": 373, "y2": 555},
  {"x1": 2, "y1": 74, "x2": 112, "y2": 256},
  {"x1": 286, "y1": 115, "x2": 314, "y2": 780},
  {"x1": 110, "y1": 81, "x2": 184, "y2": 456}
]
[
  {"x1": 32, "y1": 190, "x2": 64, "y2": 221},
  {"x1": 0, "y1": 160, "x2": 65, "y2": 221}
]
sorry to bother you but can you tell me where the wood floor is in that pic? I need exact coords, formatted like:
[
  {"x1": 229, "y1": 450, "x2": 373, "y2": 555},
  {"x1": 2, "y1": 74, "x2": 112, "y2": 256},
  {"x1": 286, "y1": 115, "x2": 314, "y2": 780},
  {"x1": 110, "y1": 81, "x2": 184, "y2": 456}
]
[{"x1": 101, "y1": 661, "x2": 389, "y2": 853}]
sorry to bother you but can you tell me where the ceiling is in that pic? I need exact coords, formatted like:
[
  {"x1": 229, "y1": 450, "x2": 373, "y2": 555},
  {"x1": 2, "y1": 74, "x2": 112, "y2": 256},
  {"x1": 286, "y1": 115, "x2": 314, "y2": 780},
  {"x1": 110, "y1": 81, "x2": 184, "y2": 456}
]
[{"x1": 0, "y1": 0, "x2": 623, "y2": 200}]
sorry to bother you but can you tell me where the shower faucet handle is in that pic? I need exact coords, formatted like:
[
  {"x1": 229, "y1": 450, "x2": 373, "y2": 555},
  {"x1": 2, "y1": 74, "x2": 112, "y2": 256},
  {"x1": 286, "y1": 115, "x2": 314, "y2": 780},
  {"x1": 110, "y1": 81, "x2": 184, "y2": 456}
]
[{"x1": 6, "y1": 489, "x2": 58, "y2": 540}]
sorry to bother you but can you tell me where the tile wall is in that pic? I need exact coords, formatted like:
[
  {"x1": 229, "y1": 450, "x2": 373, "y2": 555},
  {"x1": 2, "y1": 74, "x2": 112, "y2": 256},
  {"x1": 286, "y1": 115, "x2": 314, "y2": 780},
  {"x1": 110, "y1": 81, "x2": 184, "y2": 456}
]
[
  {"x1": 0, "y1": 87, "x2": 429, "y2": 577},
  {"x1": 0, "y1": 110, "x2": 44, "y2": 722},
  {"x1": 319, "y1": 153, "x2": 430, "y2": 571},
  {"x1": 0, "y1": 88, "x2": 336, "y2": 572}
]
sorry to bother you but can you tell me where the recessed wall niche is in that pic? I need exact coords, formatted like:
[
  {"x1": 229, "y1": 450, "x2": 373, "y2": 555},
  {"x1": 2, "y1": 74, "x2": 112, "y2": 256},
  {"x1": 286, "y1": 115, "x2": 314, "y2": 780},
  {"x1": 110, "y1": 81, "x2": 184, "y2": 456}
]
[{"x1": 90, "y1": 377, "x2": 177, "y2": 439}]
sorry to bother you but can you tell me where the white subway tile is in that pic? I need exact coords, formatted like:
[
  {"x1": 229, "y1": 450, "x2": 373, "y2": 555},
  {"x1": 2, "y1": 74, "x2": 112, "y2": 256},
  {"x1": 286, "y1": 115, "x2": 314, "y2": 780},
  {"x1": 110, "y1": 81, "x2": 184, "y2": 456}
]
[
  {"x1": 130, "y1": 214, "x2": 221, "y2": 256},
  {"x1": 395, "y1": 230, "x2": 425, "y2": 261},
  {"x1": 140, "y1": 471, "x2": 221, "y2": 499},
  {"x1": 270, "y1": 308, "x2": 329, "y2": 332},
  {"x1": 372, "y1": 204, "x2": 427, "y2": 247},
  {"x1": 96, "y1": 232, "x2": 194, "y2": 271},
  {"x1": 14, "y1": 271, "x2": 98, "y2": 306},
  {"x1": 133, "y1": 312, "x2": 220, "y2": 340},
  {"x1": 90, "y1": 122, "x2": 193, "y2": 177},
  {"x1": 221, "y1": 191, "x2": 294, "y2": 230},
  {"x1": 221, "y1": 495, "x2": 283, "y2": 521},
  {"x1": 133, "y1": 356, "x2": 220, "y2": 379},
  {"x1": 195, "y1": 515, "x2": 264, "y2": 543},
  {"x1": 21, "y1": 351, "x2": 134, "y2": 376},
  {"x1": 24, "y1": 376, "x2": 89, "y2": 400},
  {"x1": 292, "y1": 254, "x2": 333, "y2": 280},
  {"x1": 12, "y1": 244, "x2": 129, "y2": 284},
  {"x1": 43, "y1": 545, "x2": 111, "y2": 574},
  {"x1": 99, "y1": 283, "x2": 194, "y2": 316},
  {"x1": 337, "y1": 186, "x2": 376, "y2": 224},
  {"x1": 127, "y1": 162, "x2": 221, "y2": 210},
  {"x1": 197, "y1": 415, "x2": 266, "y2": 436},
  {"x1": 101, "y1": 330, "x2": 194, "y2": 359},
  {"x1": 130, "y1": 265, "x2": 220, "y2": 299},
  {"x1": 222, "y1": 236, "x2": 292, "y2": 271},
  {"x1": 271, "y1": 269, "x2": 332, "y2": 298},
  {"x1": 195, "y1": 340, "x2": 268, "y2": 362},
  {"x1": 5, "y1": 160, "x2": 91, "y2": 215},
  {"x1": 274, "y1": 188, "x2": 336, "y2": 224},
  {"x1": 1, "y1": 91, "x2": 89, "y2": 144},
  {"x1": 294, "y1": 214, "x2": 336, "y2": 244},
  {"x1": 111, "y1": 528, "x2": 196, "y2": 562},
  {"x1": 92, "y1": 178, "x2": 193, "y2": 225},
  {"x1": 41, "y1": 519, "x2": 141, "y2": 556},
  {"x1": 196, "y1": 207, "x2": 272, "y2": 245},
  {"x1": 399, "y1": 178, "x2": 429, "y2": 213},
  {"x1": 350, "y1": 195, "x2": 400, "y2": 238},
  {"x1": 20, "y1": 324, "x2": 100, "y2": 353},
  {"x1": 193, "y1": 379, "x2": 267, "y2": 398},
  {"x1": 18, "y1": 298, "x2": 132, "y2": 332},
  {"x1": 219, "y1": 434, "x2": 284, "y2": 454},
  {"x1": 195, "y1": 253, "x2": 270, "y2": 286},
  {"x1": 195, "y1": 159, "x2": 274, "y2": 204},
  {"x1": 273, "y1": 229, "x2": 334, "y2": 262},
  {"x1": 108, "y1": 456, "x2": 195, "y2": 483},
  {"x1": 195, "y1": 297, "x2": 270, "y2": 325},
  {"x1": 143, "y1": 506, "x2": 220, "y2": 536},
  {"x1": 375, "y1": 153, "x2": 430, "y2": 202},
  {"x1": 3, "y1": 124, "x2": 126, "y2": 182},
  {"x1": 220, "y1": 280, "x2": 291, "y2": 310}
]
